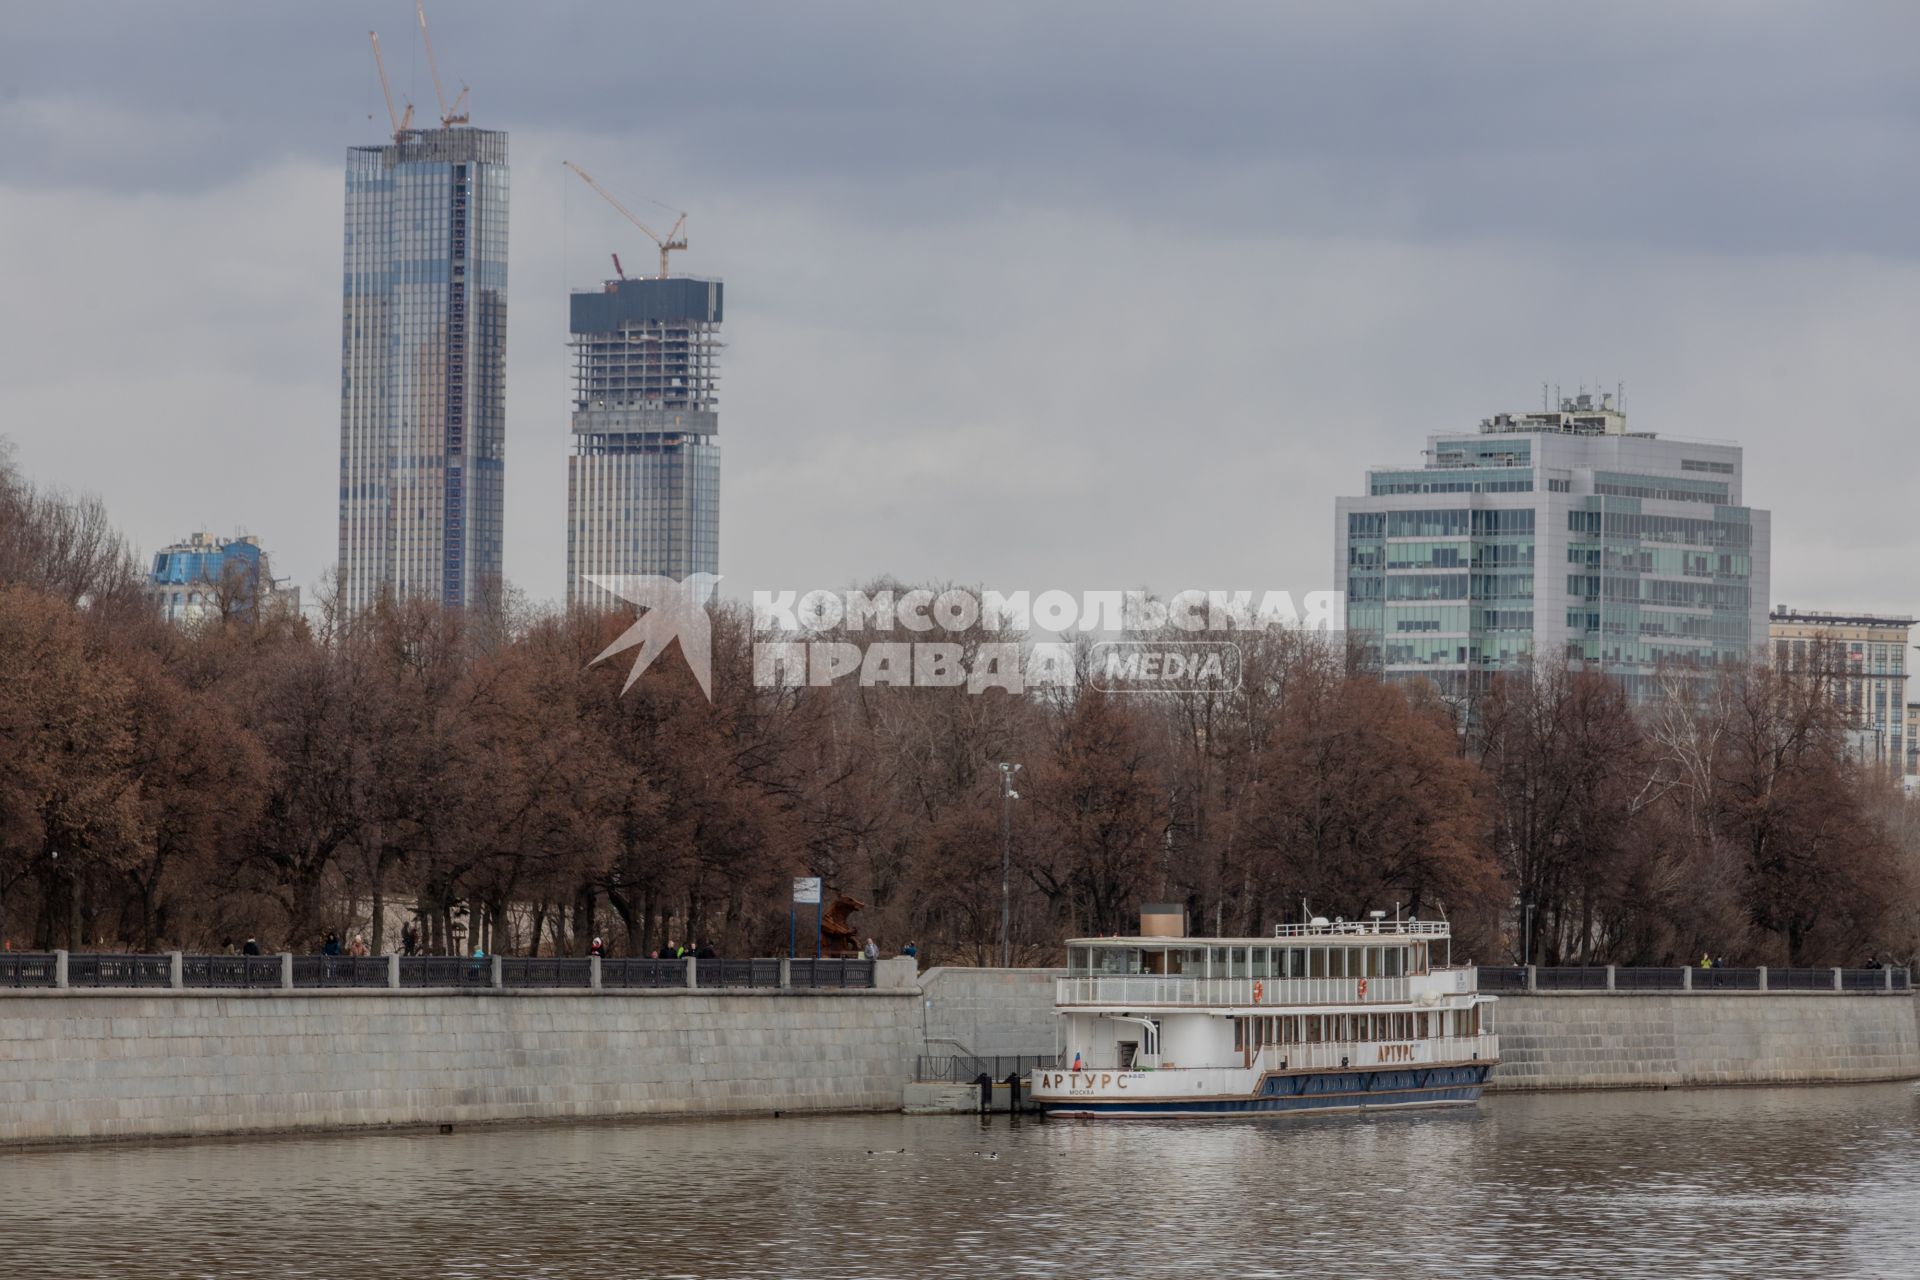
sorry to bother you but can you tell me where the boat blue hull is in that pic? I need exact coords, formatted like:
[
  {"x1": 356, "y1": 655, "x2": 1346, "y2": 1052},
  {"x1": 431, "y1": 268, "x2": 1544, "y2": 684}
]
[{"x1": 1035, "y1": 1063, "x2": 1493, "y2": 1119}]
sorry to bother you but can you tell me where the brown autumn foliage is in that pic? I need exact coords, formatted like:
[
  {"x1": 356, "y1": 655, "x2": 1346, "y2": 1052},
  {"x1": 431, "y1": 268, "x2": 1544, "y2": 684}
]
[{"x1": 2, "y1": 449, "x2": 1915, "y2": 964}]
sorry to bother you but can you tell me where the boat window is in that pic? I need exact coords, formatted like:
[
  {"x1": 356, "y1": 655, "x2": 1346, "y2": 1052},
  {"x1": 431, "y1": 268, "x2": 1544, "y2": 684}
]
[
  {"x1": 1208, "y1": 947, "x2": 1230, "y2": 976},
  {"x1": 1308, "y1": 947, "x2": 1326, "y2": 978},
  {"x1": 1089, "y1": 948, "x2": 1140, "y2": 976},
  {"x1": 1068, "y1": 947, "x2": 1090, "y2": 975},
  {"x1": 1385, "y1": 948, "x2": 1402, "y2": 978},
  {"x1": 1417, "y1": 1012, "x2": 1429, "y2": 1038},
  {"x1": 1229, "y1": 947, "x2": 1248, "y2": 978},
  {"x1": 1163, "y1": 948, "x2": 1206, "y2": 976}
]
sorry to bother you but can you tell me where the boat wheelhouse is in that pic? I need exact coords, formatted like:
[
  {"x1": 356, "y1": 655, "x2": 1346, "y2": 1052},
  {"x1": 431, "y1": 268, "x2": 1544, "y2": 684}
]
[{"x1": 1029, "y1": 908, "x2": 1498, "y2": 1118}]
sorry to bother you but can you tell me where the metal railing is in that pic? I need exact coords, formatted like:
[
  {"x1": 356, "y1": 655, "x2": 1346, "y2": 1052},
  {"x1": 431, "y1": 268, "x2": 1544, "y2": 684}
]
[
  {"x1": 1612, "y1": 967, "x2": 1687, "y2": 991},
  {"x1": 1481, "y1": 965, "x2": 1911, "y2": 993},
  {"x1": 293, "y1": 955, "x2": 390, "y2": 988},
  {"x1": 695, "y1": 958, "x2": 783, "y2": 989},
  {"x1": 66, "y1": 954, "x2": 171, "y2": 988},
  {"x1": 1056, "y1": 975, "x2": 1411, "y2": 1008},
  {"x1": 600, "y1": 958, "x2": 689, "y2": 989},
  {"x1": 182, "y1": 955, "x2": 283, "y2": 989},
  {"x1": 499, "y1": 957, "x2": 592, "y2": 989},
  {"x1": 1536, "y1": 965, "x2": 1612, "y2": 991},
  {"x1": 1693, "y1": 966, "x2": 1763, "y2": 991},
  {"x1": 915, "y1": 1053, "x2": 1058, "y2": 1084},
  {"x1": 1271, "y1": 919, "x2": 1450, "y2": 938},
  {"x1": 4, "y1": 952, "x2": 887, "y2": 992},
  {"x1": 399, "y1": 956, "x2": 492, "y2": 988},
  {"x1": 789, "y1": 958, "x2": 875, "y2": 989},
  {"x1": 0, "y1": 953, "x2": 59, "y2": 988}
]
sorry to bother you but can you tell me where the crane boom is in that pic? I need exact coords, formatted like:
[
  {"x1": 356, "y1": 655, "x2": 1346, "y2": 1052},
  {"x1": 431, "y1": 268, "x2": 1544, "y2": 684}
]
[
  {"x1": 368, "y1": 31, "x2": 400, "y2": 139},
  {"x1": 416, "y1": 1, "x2": 469, "y2": 127},
  {"x1": 562, "y1": 160, "x2": 688, "y2": 278}
]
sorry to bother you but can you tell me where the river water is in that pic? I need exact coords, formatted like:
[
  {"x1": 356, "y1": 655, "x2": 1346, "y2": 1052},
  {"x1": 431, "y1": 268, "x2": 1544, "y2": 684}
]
[{"x1": 3, "y1": 1083, "x2": 1917, "y2": 1279}]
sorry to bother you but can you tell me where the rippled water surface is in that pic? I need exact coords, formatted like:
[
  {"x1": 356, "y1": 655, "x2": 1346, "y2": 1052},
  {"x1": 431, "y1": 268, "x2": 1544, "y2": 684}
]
[{"x1": 4, "y1": 1084, "x2": 1919, "y2": 1278}]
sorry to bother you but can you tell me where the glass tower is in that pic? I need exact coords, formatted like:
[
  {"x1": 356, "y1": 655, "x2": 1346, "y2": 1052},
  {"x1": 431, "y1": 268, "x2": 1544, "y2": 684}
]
[
  {"x1": 1334, "y1": 394, "x2": 1771, "y2": 703},
  {"x1": 339, "y1": 127, "x2": 509, "y2": 614},
  {"x1": 566, "y1": 276, "x2": 723, "y2": 607}
]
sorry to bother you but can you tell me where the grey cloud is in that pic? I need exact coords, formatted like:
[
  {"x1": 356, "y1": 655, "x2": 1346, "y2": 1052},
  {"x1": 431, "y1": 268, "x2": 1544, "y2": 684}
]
[{"x1": 4, "y1": 2, "x2": 1918, "y2": 254}]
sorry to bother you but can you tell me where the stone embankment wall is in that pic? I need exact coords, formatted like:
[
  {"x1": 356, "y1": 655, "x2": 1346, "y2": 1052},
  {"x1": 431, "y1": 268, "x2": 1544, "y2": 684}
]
[
  {"x1": 916, "y1": 966, "x2": 1062, "y2": 1057},
  {"x1": 7, "y1": 963, "x2": 1917, "y2": 1146},
  {"x1": 1488, "y1": 992, "x2": 1920, "y2": 1091},
  {"x1": 0, "y1": 984, "x2": 918, "y2": 1147}
]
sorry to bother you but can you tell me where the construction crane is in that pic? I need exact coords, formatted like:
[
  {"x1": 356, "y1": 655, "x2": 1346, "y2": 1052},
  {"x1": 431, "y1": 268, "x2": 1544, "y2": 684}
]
[
  {"x1": 610, "y1": 253, "x2": 626, "y2": 281},
  {"x1": 367, "y1": 31, "x2": 414, "y2": 141},
  {"x1": 563, "y1": 161, "x2": 688, "y2": 279},
  {"x1": 416, "y1": 0, "x2": 470, "y2": 127}
]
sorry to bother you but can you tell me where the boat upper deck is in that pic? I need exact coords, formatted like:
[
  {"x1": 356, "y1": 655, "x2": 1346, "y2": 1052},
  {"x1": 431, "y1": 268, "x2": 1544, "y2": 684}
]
[{"x1": 1061, "y1": 919, "x2": 1475, "y2": 1010}]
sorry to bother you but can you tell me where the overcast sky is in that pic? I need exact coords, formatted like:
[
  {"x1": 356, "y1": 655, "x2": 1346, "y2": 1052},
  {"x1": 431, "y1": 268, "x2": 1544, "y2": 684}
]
[{"x1": 3, "y1": 1, "x2": 1918, "y2": 617}]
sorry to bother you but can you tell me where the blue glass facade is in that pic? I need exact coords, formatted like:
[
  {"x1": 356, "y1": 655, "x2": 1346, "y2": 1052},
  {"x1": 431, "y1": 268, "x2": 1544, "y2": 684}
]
[
  {"x1": 339, "y1": 128, "x2": 509, "y2": 613},
  {"x1": 1336, "y1": 398, "x2": 1771, "y2": 702}
]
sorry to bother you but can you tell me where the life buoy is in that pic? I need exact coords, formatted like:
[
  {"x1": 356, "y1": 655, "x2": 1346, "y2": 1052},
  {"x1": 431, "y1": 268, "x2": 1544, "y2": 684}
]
[
  {"x1": 1357, "y1": 978, "x2": 1369, "y2": 998},
  {"x1": 1252, "y1": 980, "x2": 1264, "y2": 1002}
]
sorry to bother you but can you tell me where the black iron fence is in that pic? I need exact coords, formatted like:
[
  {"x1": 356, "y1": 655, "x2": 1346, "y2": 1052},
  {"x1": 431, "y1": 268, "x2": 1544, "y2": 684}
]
[
  {"x1": 500, "y1": 957, "x2": 592, "y2": 989},
  {"x1": 790, "y1": 958, "x2": 875, "y2": 989},
  {"x1": 6, "y1": 951, "x2": 887, "y2": 993},
  {"x1": 0, "y1": 953, "x2": 60, "y2": 988},
  {"x1": 66, "y1": 954, "x2": 172, "y2": 988},
  {"x1": 399, "y1": 956, "x2": 493, "y2": 988},
  {"x1": 1535, "y1": 965, "x2": 1612, "y2": 991},
  {"x1": 182, "y1": 955, "x2": 283, "y2": 989},
  {"x1": 1613, "y1": 967, "x2": 1688, "y2": 991},
  {"x1": 695, "y1": 959, "x2": 783, "y2": 989},
  {"x1": 600, "y1": 958, "x2": 689, "y2": 989},
  {"x1": 291, "y1": 955, "x2": 390, "y2": 988},
  {"x1": 1477, "y1": 966, "x2": 1527, "y2": 991},
  {"x1": 1479, "y1": 964, "x2": 1910, "y2": 992}
]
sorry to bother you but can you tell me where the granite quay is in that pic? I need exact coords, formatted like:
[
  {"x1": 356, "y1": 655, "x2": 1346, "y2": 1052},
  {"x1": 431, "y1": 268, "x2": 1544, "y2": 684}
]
[{"x1": 4, "y1": 962, "x2": 1919, "y2": 1146}]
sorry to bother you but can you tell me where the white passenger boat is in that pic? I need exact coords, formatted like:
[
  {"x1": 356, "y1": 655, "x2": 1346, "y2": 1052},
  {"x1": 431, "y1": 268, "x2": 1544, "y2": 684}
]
[{"x1": 1029, "y1": 907, "x2": 1498, "y2": 1119}]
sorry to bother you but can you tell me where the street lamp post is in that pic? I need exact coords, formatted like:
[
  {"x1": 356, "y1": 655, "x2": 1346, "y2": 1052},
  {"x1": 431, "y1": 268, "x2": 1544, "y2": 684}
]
[{"x1": 999, "y1": 762, "x2": 1021, "y2": 968}]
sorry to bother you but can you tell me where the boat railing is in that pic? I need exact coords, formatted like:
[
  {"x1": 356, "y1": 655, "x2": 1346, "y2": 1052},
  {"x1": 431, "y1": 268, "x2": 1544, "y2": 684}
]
[
  {"x1": 1267, "y1": 1035, "x2": 1497, "y2": 1072},
  {"x1": 1056, "y1": 975, "x2": 1413, "y2": 1007},
  {"x1": 1272, "y1": 920, "x2": 1450, "y2": 938},
  {"x1": 1038, "y1": 1035, "x2": 1499, "y2": 1078}
]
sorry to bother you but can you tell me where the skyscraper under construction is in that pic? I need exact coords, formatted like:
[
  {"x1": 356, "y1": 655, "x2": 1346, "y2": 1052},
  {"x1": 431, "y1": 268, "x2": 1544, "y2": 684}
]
[
  {"x1": 566, "y1": 275, "x2": 723, "y2": 607},
  {"x1": 338, "y1": 21, "x2": 508, "y2": 614}
]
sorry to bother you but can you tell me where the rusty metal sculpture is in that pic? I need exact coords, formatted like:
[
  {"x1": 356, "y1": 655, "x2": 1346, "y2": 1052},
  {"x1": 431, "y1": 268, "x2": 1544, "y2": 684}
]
[{"x1": 819, "y1": 894, "x2": 865, "y2": 957}]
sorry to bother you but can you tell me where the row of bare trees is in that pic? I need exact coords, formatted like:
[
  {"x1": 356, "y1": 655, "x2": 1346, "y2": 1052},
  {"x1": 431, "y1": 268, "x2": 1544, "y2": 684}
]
[{"x1": 3, "y1": 449, "x2": 1914, "y2": 964}]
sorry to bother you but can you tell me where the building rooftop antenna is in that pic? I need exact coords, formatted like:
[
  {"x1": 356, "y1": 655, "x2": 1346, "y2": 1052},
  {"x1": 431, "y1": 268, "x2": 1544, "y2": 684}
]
[{"x1": 562, "y1": 161, "x2": 688, "y2": 278}]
